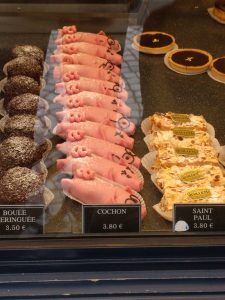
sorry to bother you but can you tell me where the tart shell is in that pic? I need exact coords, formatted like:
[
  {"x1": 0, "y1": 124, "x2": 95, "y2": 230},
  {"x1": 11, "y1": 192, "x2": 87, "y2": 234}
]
[
  {"x1": 133, "y1": 31, "x2": 176, "y2": 54},
  {"x1": 166, "y1": 48, "x2": 213, "y2": 74},
  {"x1": 210, "y1": 57, "x2": 225, "y2": 83}
]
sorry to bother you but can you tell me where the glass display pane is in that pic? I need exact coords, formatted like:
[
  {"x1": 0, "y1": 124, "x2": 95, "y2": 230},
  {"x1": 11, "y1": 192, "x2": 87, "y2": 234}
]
[{"x1": 0, "y1": 0, "x2": 224, "y2": 239}]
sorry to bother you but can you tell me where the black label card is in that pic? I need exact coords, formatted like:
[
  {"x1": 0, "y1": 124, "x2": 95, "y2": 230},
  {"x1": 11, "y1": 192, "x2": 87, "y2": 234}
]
[
  {"x1": 0, "y1": 205, "x2": 44, "y2": 235},
  {"x1": 83, "y1": 205, "x2": 141, "y2": 233},
  {"x1": 173, "y1": 204, "x2": 225, "y2": 232}
]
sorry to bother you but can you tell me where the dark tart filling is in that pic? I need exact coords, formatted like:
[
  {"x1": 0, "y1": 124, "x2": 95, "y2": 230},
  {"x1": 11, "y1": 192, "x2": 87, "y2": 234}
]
[
  {"x1": 213, "y1": 57, "x2": 225, "y2": 74},
  {"x1": 215, "y1": 0, "x2": 225, "y2": 11},
  {"x1": 171, "y1": 50, "x2": 209, "y2": 66},
  {"x1": 0, "y1": 167, "x2": 44, "y2": 204},
  {"x1": 138, "y1": 33, "x2": 173, "y2": 48}
]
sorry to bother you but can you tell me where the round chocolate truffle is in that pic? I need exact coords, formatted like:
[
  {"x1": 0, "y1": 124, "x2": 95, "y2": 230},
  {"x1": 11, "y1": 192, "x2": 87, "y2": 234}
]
[
  {"x1": 0, "y1": 136, "x2": 48, "y2": 170},
  {"x1": 4, "y1": 114, "x2": 48, "y2": 139},
  {"x1": 6, "y1": 57, "x2": 43, "y2": 82},
  {"x1": 4, "y1": 75, "x2": 40, "y2": 104},
  {"x1": 12, "y1": 45, "x2": 44, "y2": 65},
  {"x1": 0, "y1": 167, "x2": 44, "y2": 204}
]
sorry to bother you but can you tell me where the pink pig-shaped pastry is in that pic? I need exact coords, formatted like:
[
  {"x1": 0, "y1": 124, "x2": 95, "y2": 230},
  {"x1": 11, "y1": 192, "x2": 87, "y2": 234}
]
[
  {"x1": 57, "y1": 149, "x2": 143, "y2": 191},
  {"x1": 56, "y1": 42, "x2": 122, "y2": 65},
  {"x1": 57, "y1": 25, "x2": 77, "y2": 38},
  {"x1": 51, "y1": 53, "x2": 121, "y2": 75},
  {"x1": 55, "y1": 106, "x2": 135, "y2": 135},
  {"x1": 56, "y1": 130, "x2": 140, "y2": 168},
  {"x1": 55, "y1": 31, "x2": 121, "y2": 52},
  {"x1": 54, "y1": 121, "x2": 134, "y2": 149},
  {"x1": 53, "y1": 92, "x2": 131, "y2": 116},
  {"x1": 61, "y1": 167, "x2": 147, "y2": 219},
  {"x1": 55, "y1": 76, "x2": 128, "y2": 100},
  {"x1": 53, "y1": 65, "x2": 123, "y2": 85}
]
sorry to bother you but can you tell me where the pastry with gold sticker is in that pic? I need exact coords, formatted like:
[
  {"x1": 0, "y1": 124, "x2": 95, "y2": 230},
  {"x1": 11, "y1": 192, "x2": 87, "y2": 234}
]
[
  {"x1": 144, "y1": 129, "x2": 214, "y2": 151},
  {"x1": 166, "y1": 48, "x2": 212, "y2": 74},
  {"x1": 133, "y1": 31, "x2": 176, "y2": 54},
  {"x1": 148, "y1": 112, "x2": 208, "y2": 133},
  {"x1": 154, "y1": 185, "x2": 225, "y2": 221},
  {"x1": 151, "y1": 144, "x2": 219, "y2": 172},
  {"x1": 210, "y1": 57, "x2": 225, "y2": 83},
  {"x1": 153, "y1": 164, "x2": 225, "y2": 192}
]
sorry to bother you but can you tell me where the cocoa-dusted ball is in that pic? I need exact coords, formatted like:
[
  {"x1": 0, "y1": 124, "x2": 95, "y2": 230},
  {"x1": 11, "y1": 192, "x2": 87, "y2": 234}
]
[
  {"x1": 12, "y1": 45, "x2": 44, "y2": 65},
  {"x1": 0, "y1": 136, "x2": 48, "y2": 171},
  {"x1": 4, "y1": 114, "x2": 47, "y2": 139},
  {"x1": 4, "y1": 75, "x2": 40, "y2": 104},
  {"x1": 6, "y1": 93, "x2": 40, "y2": 116},
  {"x1": 6, "y1": 57, "x2": 43, "y2": 82},
  {"x1": 0, "y1": 167, "x2": 44, "y2": 204}
]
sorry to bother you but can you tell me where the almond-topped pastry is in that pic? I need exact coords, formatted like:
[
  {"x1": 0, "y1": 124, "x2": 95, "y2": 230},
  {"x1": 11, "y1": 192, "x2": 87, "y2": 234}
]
[
  {"x1": 144, "y1": 129, "x2": 214, "y2": 151},
  {"x1": 148, "y1": 112, "x2": 208, "y2": 133},
  {"x1": 151, "y1": 144, "x2": 219, "y2": 172},
  {"x1": 133, "y1": 31, "x2": 176, "y2": 54},
  {"x1": 210, "y1": 57, "x2": 225, "y2": 83},
  {"x1": 167, "y1": 48, "x2": 212, "y2": 74},
  {"x1": 153, "y1": 164, "x2": 225, "y2": 192},
  {"x1": 158, "y1": 185, "x2": 225, "y2": 218}
]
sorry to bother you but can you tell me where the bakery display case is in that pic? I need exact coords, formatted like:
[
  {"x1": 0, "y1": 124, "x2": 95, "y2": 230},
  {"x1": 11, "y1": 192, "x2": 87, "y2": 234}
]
[
  {"x1": 0, "y1": 0, "x2": 225, "y2": 242},
  {"x1": 1, "y1": 0, "x2": 225, "y2": 298}
]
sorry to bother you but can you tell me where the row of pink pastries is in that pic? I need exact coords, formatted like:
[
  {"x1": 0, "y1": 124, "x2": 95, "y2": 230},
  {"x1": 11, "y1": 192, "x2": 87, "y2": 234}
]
[{"x1": 52, "y1": 25, "x2": 147, "y2": 219}]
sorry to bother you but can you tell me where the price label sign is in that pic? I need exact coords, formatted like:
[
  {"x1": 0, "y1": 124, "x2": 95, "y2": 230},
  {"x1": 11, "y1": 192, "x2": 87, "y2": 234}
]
[
  {"x1": 0, "y1": 205, "x2": 44, "y2": 235},
  {"x1": 173, "y1": 204, "x2": 225, "y2": 232},
  {"x1": 83, "y1": 205, "x2": 141, "y2": 233}
]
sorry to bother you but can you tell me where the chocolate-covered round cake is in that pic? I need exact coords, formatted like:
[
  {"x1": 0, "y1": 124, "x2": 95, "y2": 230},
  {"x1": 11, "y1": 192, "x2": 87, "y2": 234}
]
[
  {"x1": 12, "y1": 45, "x2": 44, "y2": 65},
  {"x1": 210, "y1": 56, "x2": 225, "y2": 82},
  {"x1": 133, "y1": 31, "x2": 176, "y2": 54},
  {"x1": 4, "y1": 114, "x2": 47, "y2": 139},
  {"x1": 5, "y1": 57, "x2": 43, "y2": 81},
  {"x1": 0, "y1": 136, "x2": 48, "y2": 170},
  {"x1": 6, "y1": 93, "x2": 41, "y2": 116},
  {"x1": 0, "y1": 167, "x2": 44, "y2": 204},
  {"x1": 167, "y1": 48, "x2": 212, "y2": 74},
  {"x1": 3, "y1": 75, "x2": 41, "y2": 104},
  {"x1": 213, "y1": 0, "x2": 225, "y2": 22}
]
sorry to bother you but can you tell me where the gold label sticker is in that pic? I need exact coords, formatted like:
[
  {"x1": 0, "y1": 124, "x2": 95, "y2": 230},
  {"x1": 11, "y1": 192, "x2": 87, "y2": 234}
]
[
  {"x1": 171, "y1": 113, "x2": 190, "y2": 123},
  {"x1": 186, "y1": 188, "x2": 211, "y2": 200},
  {"x1": 173, "y1": 127, "x2": 195, "y2": 138},
  {"x1": 175, "y1": 147, "x2": 198, "y2": 157},
  {"x1": 179, "y1": 169, "x2": 204, "y2": 183}
]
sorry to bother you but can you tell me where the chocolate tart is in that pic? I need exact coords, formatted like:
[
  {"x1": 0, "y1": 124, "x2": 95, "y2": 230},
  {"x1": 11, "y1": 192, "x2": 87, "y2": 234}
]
[
  {"x1": 0, "y1": 136, "x2": 49, "y2": 171},
  {"x1": 210, "y1": 57, "x2": 225, "y2": 82},
  {"x1": 213, "y1": 0, "x2": 225, "y2": 22},
  {"x1": 12, "y1": 45, "x2": 44, "y2": 65},
  {"x1": 0, "y1": 167, "x2": 44, "y2": 204},
  {"x1": 167, "y1": 48, "x2": 212, "y2": 74},
  {"x1": 3, "y1": 75, "x2": 41, "y2": 104},
  {"x1": 133, "y1": 31, "x2": 176, "y2": 54}
]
